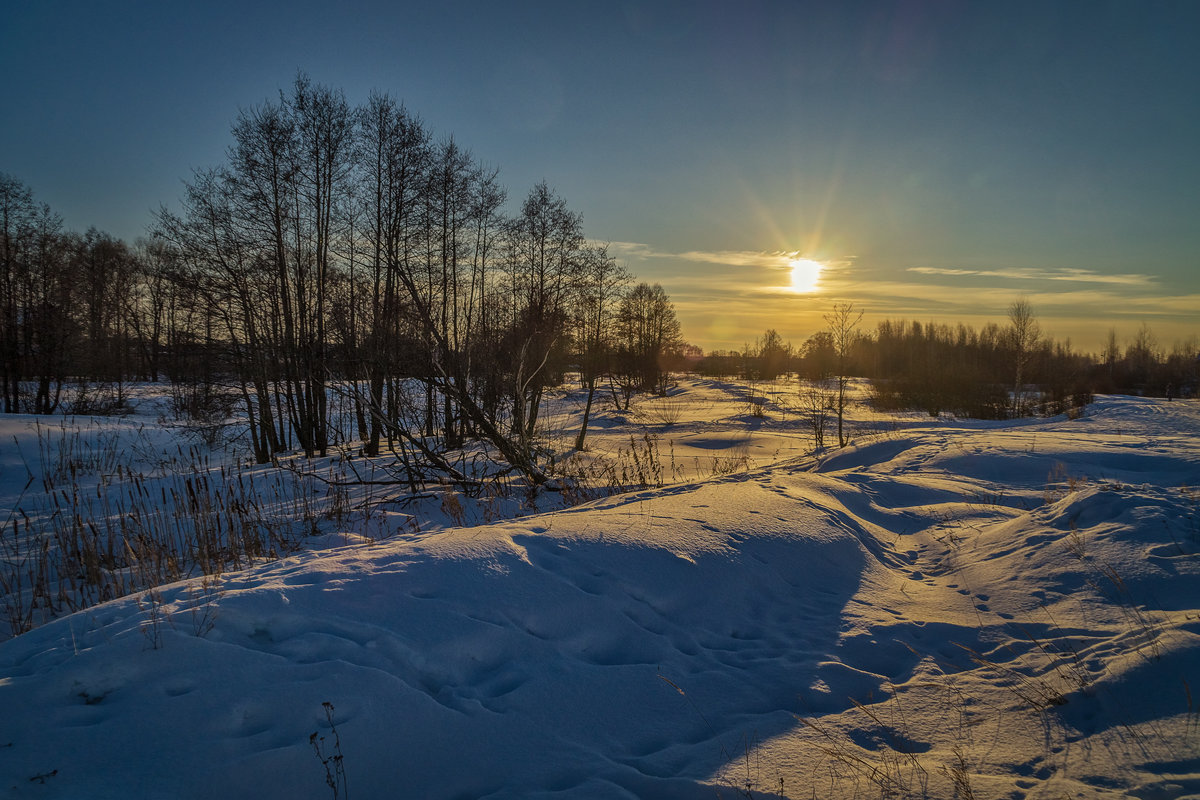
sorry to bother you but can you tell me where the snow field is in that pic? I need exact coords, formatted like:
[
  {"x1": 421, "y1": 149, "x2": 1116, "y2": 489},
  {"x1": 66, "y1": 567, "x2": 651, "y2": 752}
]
[{"x1": 0, "y1": 383, "x2": 1198, "y2": 797}]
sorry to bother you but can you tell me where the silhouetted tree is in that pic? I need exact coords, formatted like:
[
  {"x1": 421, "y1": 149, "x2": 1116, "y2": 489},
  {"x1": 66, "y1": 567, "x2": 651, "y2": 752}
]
[
  {"x1": 0, "y1": 173, "x2": 34, "y2": 412},
  {"x1": 0, "y1": 177, "x2": 77, "y2": 414},
  {"x1": 1007, "y1": 298, "x2": 1041, "y2": 417},
  {"x1": 354, "y1": 90, "x2": 431, "y2": 456},
  {"x1": 501, "y1": 182, "x2": 585, "y2": 448},
  {"x1": 614, "y1": 282, "x2": 681, "y2": 402},
  {"x1": 825, "y1": 302, "x2": 863, "y2": 447},
  {"x1": 753, "y1": 328, "x2": 792, "y2": 380},
  {"x1": 800, "y1": 331, "x2": 836, "y2": 381},
  {"x1": 572, "y1": 244, "x2": 630, "y2": 450}
]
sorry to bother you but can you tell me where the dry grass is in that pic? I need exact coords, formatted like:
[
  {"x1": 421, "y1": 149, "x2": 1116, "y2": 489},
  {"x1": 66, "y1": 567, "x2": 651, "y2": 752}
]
[{"x1": 0, "y1": 438, "x2": 368, "y2": 638}]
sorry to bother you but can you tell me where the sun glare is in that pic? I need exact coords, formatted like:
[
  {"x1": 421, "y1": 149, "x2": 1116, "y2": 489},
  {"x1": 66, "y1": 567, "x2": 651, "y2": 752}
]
[{"x1": 789, "y1": 258, "x2": 823, "y2": 293}]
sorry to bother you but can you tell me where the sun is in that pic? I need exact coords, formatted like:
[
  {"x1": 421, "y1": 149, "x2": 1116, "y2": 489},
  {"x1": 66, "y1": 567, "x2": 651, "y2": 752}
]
[{"x1": 789, "y1": 258, "x2": 824, "y2": 293}]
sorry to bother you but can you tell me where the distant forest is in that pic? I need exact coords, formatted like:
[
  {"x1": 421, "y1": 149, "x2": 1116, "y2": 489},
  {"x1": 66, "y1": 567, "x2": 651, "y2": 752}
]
[
  {"x1": 3, "y1": 75, "x2": 1197, "y2": 483},
  {"x1": 702, "y1": 309, "x2": 1198, "y2": 419}
]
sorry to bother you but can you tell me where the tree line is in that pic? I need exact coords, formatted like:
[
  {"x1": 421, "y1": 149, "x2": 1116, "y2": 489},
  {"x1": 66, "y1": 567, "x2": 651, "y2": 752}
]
[
  {"x1": 700, "y1": 301, "x2": 1199, "y2": 420},
  {"x1": 1, "y1": 75, "x2": 687, "y2": 485}
]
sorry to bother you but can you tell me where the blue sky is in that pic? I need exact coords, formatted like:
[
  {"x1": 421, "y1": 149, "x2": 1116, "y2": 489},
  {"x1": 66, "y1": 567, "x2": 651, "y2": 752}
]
[{"x1": 3, "y1": 0, "x2": 1198, "y2": 352}]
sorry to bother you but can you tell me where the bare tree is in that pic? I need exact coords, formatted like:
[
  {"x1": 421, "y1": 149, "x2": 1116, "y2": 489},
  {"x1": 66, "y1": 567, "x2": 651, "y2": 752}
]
[
  {"x1": 799, "y1": 379, "x2": 834, "y2": 449},
  {"x1": 800, "y1": 330, "x2": 836, "y2": 381},
  {"x1": 572, "y1": 244, "x2": 630, "y2": 450},
  {"x1": 1007, "y1": 298, "x2": 1041, "y2": 417},
  {"x1": 1102, "y1": 327, "x2": 1120, "y2": 390},
  {"x1": 825, "y1": 301, "x2": 863, "y2": 447},
  {"x1": 753, "y1": 328, "x2": 792, "y2": 380},
  {"x1": 26, "y1": 204, "x2": 73, "y2": 414},
  {"x1": 0, "y1": 177, "x2": 76, "y2": 414},
  {"x1": 288, "y1": 75, "x2": 355, "y2": 456},
  {"x1": 155, "y1": 167, "x2": 287, "y2": 462},
  {"x1": 1126, "y1": 322, "x2": 1159, "y2": 390},
  {"x1": 355, "y1": 91, "x2": 431, "y2": 456},
  {"x1": 501, "y1": 182, "x2": 586, "y2": 448},
  {"x1": 126, "y1": 239, "x2": 175, "y2": 382},
  {"x1": 423, "y1": 136, "x2": 479, "y2": 448},
  {"x1": 614, "y1": 282, "x2": 681, "y2": 403},
  {"x1": 72, "y1": 228, "x2": 140, "y2": 408},
  {"x1": 0, "y1": 174, "x2": 36, "y2": 412}
]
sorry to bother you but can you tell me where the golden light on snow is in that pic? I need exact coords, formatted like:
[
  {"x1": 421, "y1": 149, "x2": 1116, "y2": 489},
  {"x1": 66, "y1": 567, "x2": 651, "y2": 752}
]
[{"x1": 789, "y1": 258, "x2": 824, "y2": 293}]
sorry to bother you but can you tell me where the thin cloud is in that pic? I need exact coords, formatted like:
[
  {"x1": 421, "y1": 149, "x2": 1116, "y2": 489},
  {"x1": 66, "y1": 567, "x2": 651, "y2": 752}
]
[
  {"x1": 602, "y1": 241, "x2": 801, "y2": 270},
  {"x1": 602, "y1": 241, "x2": 659, "y2": 260},
  {"x1": 675, "y1": 250, "x2": 798, "y2": 269},
  {"x1": 907, "y1": 266, "x2": 1156, "y2": 287}
]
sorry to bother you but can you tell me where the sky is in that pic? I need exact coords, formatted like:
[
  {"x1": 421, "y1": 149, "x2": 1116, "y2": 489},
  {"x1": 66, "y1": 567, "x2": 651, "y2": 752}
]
[{"x1": 3, "y1": 0, "x2": 1198, "y2": 354}]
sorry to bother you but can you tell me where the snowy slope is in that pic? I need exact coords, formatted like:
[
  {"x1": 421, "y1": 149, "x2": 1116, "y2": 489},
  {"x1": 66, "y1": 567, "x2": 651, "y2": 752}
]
[{"x1": 2, "y1": 391, "x2": 1198, "y2": 798}]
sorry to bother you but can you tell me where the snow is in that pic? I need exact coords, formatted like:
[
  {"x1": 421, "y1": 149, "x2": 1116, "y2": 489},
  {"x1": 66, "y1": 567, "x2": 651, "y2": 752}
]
[{"x1": 1, "y1": 383, "x2": 1198, "y2": 798}]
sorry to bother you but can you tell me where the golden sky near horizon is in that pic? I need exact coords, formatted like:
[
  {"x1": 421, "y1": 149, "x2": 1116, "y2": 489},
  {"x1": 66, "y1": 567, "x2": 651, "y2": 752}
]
[{"x1": 607, "y1": 244, "x2": 1199, "y2": 356}]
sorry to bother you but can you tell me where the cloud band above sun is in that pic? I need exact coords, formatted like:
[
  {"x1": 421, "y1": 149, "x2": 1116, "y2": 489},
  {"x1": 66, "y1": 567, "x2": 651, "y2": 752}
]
[{"x1": 605, "y1": 242, "x2": 812, "y2": 269}]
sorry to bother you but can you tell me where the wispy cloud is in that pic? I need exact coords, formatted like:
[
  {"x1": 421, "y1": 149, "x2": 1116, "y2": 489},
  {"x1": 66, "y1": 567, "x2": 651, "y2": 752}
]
[
  {"x1": 601, "y1": 241, "x2": 659, "y2": 260},
  {"x1": 602, "y1": 241, "x2": 801, "y2": 270},
  {"x1": 674, "y1": 250, "x2": 798, "y2": 268},
  {"x1": 907, "y1": 266, "x2": 1156, "y2": 287}
]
